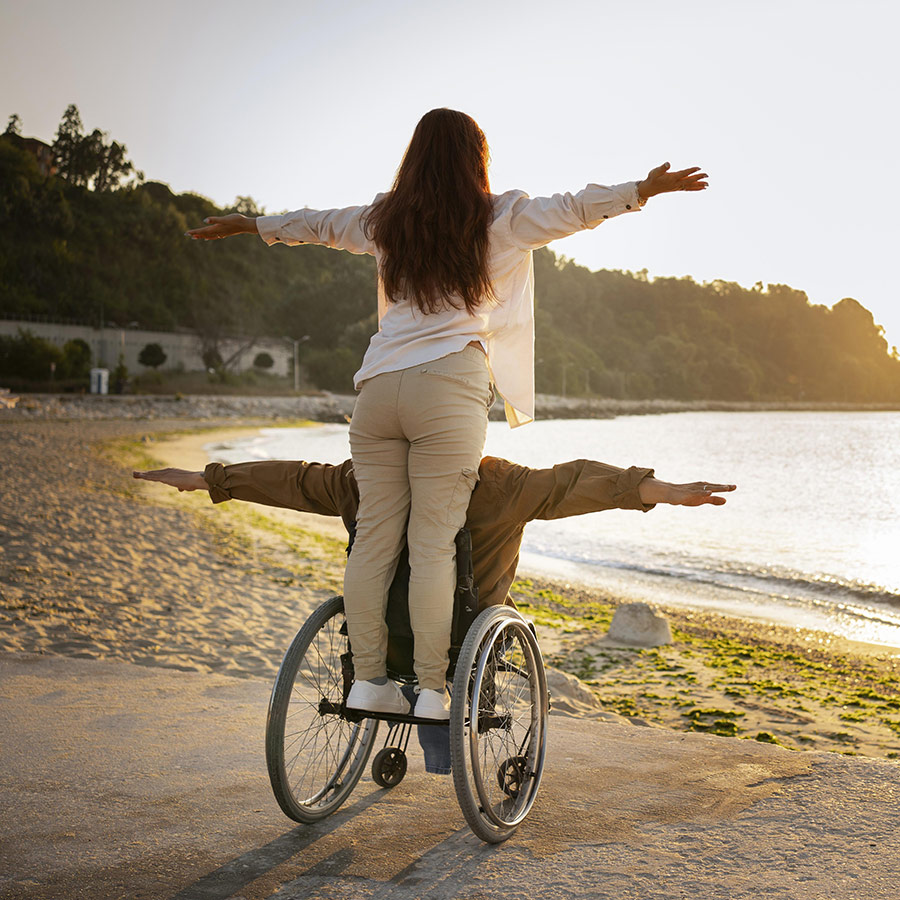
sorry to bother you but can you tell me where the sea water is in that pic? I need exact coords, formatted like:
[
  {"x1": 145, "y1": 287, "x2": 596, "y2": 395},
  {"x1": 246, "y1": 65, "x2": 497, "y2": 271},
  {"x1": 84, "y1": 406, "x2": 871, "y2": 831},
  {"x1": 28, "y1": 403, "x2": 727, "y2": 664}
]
[{"x1": 207, "y1": 411, "x2": 900, "y2": 648}]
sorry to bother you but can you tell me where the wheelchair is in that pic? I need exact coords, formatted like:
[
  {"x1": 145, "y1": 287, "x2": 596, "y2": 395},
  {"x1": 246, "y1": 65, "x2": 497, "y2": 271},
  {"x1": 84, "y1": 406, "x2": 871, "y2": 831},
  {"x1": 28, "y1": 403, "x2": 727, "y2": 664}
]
[{"x1": 265, "y1": 529, "x2": 549, "y2": 843}]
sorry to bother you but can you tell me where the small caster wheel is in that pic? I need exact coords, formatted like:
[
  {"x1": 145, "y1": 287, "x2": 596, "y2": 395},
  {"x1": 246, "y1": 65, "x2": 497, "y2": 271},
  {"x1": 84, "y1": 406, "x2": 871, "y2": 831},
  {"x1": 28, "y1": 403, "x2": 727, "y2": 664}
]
[
  {"x1": 497, "y1": 756, "x2": 527, "y2": 798},
  {"x1": 371, "y1": 747, "x2": 407, "y2": 788}
]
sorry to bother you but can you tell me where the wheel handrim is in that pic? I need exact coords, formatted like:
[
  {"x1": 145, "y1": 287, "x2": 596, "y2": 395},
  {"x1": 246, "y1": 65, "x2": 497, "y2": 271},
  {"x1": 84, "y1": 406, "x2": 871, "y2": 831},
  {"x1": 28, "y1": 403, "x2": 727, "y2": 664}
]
[{"x1": 466, "y1": 617, "x2": 546, "y2": 829}]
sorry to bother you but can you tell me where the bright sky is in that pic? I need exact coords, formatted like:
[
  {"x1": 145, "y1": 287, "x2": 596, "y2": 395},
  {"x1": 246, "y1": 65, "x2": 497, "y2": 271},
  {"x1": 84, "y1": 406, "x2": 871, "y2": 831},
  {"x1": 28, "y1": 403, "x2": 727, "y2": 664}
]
[{"x1": 3, "y1": 0, "x2": 899, "y2": 348}]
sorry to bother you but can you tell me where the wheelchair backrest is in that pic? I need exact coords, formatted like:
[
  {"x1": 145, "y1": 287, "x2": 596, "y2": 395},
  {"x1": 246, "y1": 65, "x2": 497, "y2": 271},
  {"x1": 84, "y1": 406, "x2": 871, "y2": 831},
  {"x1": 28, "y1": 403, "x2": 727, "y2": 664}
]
[{"x1": 346, "y1": 525, "x2": 479, "y2": 682}]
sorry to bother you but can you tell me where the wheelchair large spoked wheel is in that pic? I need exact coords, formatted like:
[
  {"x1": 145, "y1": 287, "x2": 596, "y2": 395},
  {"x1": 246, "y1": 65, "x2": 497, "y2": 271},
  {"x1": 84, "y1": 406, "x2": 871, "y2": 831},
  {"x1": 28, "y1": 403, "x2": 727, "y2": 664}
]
[
  {"x1": 266, "y1": 595, "x2": 379, "y2": 823},
  {"x1": 450, "y1": 606, "x2": 549, "y2": 843}
]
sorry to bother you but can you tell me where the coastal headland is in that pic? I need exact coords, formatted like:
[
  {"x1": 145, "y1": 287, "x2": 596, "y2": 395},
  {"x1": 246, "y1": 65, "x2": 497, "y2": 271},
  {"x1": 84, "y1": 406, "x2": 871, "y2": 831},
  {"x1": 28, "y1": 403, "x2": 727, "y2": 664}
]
[{"x1": 2, "y1": 408, "x2": 900, "y2": 898}]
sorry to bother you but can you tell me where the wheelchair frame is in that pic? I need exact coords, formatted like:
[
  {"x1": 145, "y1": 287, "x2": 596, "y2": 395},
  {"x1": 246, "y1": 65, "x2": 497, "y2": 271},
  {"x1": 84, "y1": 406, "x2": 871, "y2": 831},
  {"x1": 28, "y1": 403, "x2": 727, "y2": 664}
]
[{"x1": 265, "y1": 595, "x2": 549, "y2": 843}]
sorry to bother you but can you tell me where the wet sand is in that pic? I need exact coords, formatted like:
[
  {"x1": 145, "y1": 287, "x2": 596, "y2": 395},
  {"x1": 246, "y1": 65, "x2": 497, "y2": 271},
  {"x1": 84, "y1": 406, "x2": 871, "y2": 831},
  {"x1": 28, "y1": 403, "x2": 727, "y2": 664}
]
[{"x1": 2, "y1": 418, "x2": 900, "y2": 758}]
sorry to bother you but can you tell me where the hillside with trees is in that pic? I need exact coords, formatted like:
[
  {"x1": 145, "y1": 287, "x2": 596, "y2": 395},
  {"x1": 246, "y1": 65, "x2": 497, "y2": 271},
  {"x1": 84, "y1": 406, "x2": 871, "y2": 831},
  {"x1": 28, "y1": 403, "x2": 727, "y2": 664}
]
[{"x1": 2, "y1": 105, "x2": 899, "y2": 402}]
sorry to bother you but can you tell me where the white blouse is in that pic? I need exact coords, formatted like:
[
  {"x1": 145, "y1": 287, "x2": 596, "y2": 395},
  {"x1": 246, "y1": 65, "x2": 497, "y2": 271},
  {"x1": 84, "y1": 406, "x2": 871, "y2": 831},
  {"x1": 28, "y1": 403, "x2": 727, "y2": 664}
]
[{"x1": 257, "y1": 181, "x2": 641, "y2": 427}]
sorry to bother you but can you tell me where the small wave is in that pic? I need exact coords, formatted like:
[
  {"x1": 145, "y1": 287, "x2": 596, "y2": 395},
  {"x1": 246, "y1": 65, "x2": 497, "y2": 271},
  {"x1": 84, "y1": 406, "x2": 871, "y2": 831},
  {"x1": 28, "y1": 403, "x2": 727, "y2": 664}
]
[
  {"x1": 711, "y1": 563, "x2": 900, "y2": 611},
  {"x1": 526, "y1": 546, "x2": 900, "y2": 613}
]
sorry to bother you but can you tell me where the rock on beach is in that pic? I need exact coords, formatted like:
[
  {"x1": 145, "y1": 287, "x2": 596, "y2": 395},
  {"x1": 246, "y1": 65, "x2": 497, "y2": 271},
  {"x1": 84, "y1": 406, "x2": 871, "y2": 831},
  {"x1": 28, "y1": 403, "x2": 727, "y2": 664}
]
[{"x1": 603, "y1": 601, "x2": 672, "y2": 647}]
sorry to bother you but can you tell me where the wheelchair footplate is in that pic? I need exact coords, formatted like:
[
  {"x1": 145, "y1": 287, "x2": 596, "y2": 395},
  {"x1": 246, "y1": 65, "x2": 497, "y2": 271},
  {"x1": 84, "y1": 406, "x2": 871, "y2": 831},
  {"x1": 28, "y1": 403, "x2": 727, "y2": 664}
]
[{"x1": 340, "y1": 706, "x2": 451, "y2": 727}]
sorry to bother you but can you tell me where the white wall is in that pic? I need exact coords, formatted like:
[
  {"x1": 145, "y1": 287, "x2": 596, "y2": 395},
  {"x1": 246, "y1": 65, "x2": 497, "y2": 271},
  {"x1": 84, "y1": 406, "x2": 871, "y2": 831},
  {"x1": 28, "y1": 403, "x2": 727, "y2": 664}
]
[{"x1": 0, "y1": 319, "x2": 293, "y2": 376}]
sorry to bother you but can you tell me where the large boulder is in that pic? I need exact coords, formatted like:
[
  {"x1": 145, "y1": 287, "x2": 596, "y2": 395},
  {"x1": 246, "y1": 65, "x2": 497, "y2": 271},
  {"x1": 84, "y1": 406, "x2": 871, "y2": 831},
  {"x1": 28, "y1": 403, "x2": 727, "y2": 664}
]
[
  {"x1": 545, "y1": 666, "x2": 624, "y2": 721},
  {"x1": 604, "y1": 602, "x2": 672, "y2": 647}
]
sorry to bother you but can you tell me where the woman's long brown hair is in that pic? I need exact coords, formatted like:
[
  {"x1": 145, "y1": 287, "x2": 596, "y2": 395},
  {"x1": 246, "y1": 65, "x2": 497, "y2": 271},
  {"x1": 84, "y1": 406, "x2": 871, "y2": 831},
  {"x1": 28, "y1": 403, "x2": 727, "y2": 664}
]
[{"x1": 366, "y1": 109, "x2": 494, "y2": 315}]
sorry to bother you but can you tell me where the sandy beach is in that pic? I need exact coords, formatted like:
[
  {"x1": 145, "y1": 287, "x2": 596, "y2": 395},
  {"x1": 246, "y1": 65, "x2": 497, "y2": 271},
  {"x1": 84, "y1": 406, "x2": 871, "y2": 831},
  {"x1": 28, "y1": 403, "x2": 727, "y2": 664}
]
[
  {"x1": 2, "y1": 415, "x2": 899, "y2": 759},
  {"x1": 1, "y1": 418, "x2": 347, "y2": 682}
]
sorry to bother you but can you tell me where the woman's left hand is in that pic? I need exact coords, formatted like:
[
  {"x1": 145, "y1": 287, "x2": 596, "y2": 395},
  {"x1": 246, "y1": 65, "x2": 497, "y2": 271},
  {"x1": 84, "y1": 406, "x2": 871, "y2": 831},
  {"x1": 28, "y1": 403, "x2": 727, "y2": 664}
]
[{"x1": 184, "y1": 214, "x2": 258, "y2": 241}]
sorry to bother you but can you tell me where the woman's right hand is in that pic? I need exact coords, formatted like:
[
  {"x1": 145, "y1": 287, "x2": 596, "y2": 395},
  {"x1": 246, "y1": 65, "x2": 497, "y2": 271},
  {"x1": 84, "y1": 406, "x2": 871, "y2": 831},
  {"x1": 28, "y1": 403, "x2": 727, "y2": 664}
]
[{"x1": 185, "y1": 214, "x2": 258, "y2": 241}]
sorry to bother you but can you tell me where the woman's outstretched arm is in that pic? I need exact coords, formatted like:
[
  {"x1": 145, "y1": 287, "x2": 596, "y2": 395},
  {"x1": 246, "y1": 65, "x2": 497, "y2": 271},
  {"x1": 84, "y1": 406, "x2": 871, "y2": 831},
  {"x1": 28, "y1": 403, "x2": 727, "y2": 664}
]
[
  {"x1": 184, "y1": 214, "x2": 258, "y2": 241},
  {"x1": 184, "y1": 204, "x2": 377, "y2": 255},
  {"x1": 506, "y1": 162, "x2": 708, "y2": 251}
]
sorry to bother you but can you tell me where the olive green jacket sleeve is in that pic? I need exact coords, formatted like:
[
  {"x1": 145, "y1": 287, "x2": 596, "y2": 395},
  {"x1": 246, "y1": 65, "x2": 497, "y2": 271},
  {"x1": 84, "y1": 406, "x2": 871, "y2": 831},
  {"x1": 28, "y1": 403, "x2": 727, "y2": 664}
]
[
  {"x1": 203, "y1": 459, "x2": 359, "y2": 533},
  {"x1": 472, "y1": 456, "x2": 655, "y2": 525}
]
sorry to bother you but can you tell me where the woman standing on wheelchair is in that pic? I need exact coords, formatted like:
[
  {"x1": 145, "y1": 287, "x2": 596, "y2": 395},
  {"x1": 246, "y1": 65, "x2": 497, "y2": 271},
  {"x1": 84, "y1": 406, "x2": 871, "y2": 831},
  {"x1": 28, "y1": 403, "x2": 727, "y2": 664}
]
[{"x1": 187, "y1": 108, "x2": 708, "y2": 721}]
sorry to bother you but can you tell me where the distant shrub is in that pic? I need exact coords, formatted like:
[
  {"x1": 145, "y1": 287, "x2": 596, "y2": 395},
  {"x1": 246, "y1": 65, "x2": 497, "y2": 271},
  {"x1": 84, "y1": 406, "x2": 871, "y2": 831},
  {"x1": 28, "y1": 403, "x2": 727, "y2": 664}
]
[
  {"x1": 62, "y1": 338, "x2": 92, "y2": 380},
  {"x1": 138, "y1": 342, "x2": 167, "y2": 369},
  {"x1": 0, "y1": 329, "x2": 62, "y2": 381},
  {"x1": 111, "y1": 353, "x2": 128, "y2": 393}
]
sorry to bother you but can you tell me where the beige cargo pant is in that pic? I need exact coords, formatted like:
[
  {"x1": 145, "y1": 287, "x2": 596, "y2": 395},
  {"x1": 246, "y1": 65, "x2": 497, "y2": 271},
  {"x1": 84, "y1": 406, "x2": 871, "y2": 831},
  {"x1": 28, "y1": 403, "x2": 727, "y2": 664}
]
[{"x1": 344, "y1": 345, "x2": 492, "y2": 690}]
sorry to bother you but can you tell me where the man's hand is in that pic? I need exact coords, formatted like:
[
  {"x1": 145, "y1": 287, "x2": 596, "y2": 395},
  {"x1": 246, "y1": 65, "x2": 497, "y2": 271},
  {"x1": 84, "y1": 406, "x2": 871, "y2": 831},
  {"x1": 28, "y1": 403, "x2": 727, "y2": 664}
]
[
  {"x1": 184, "y1": 214, "x2": 258, "y2": 241},
  {"x1": 133, "y1": 468, "x2": 207, "y2": 492},
  {"x1": 637, "y1": 163, "x2": 708, "y2": 202},
  {"x1": 639, "y1": 478, "x2": 735, "y2": 507}
]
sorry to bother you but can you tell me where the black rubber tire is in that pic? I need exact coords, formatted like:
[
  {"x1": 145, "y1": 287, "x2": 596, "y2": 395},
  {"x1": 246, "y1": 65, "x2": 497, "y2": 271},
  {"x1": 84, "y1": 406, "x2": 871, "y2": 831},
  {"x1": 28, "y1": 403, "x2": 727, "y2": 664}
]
[
  {"x1": 266, "y1": 595, "x2": 379, "y2": 823},
  {"x1": 371, "y1": 747, "x2": 408, "y2": 788},
  {"x1": 450, "y1": 606, "x2": 548, "y2": 843}
]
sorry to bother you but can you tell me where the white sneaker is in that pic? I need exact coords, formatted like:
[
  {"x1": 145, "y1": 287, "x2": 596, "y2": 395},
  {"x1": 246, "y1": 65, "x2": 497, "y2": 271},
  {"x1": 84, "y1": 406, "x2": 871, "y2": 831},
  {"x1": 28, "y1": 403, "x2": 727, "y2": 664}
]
[
  {"x1": 346, "y1": 679, "x2": 410, "y2": 715},
  {"x1": 414, "y1": 687, "x2": 450, "y2": 720}
]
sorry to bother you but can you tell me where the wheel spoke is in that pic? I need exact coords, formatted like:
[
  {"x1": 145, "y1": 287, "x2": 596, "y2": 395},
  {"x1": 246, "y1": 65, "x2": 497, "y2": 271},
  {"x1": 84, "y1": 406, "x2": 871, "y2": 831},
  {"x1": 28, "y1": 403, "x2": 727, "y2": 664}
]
[{"x1": 266, "y1": 597, "x2": 378, "y2": 822}]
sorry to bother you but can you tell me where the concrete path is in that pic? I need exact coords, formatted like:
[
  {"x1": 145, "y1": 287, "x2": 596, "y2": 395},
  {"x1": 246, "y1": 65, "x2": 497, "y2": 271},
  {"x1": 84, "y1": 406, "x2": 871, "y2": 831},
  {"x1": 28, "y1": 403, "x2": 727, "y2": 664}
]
[{"x1": 2, "y1": 653, "x2": 899, "y2": 900}]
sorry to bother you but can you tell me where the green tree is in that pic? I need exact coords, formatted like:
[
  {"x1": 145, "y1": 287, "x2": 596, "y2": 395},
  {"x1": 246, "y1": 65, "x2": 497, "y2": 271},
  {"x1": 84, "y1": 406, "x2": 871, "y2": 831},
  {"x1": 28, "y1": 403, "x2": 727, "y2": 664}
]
[
  {"x1": 88, "y1": 130, "x2": 142, "y2": 192},
  {"x1": 138, "y1": 342, "x2": 167, "y2": 369},
  {"x1": 304, "y1": 346, "x2": 358, "y2": 392},
  {"x1": 52, "y1": 104, "x2": 87, "y2": 185},
  {"x1": 253, "y1": 351, "x2": 274, "y2": 369},
  {"x1": 52, "y1": 104, "x2": 142, "y2": 191},
  {"x1": 4, "y1": 123, "x2": 900, "y2": 402},
  {"x1": 5, "y1": 113, "x2": 21, "y2": 136}
]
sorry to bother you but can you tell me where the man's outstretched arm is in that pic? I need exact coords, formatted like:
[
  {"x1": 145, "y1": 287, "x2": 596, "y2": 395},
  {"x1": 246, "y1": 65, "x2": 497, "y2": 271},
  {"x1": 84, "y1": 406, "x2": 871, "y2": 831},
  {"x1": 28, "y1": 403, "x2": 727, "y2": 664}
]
[
  {"x1": 134, "y1": 456, "x2": 735, "y2": 529},
  {"x1": 472, "y1": 457, "x2": 734, "y2": 525},
  {"x1": 133, "y1": 459, "x2": 358, "y2": 527}
]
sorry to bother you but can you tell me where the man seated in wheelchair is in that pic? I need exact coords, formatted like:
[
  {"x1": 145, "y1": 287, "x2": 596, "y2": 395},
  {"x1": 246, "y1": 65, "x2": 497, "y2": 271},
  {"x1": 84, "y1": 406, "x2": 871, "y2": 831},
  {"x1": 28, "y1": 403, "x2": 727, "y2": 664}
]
[
  {"x1": 136, "y1": 457, "x2": 733, "y2": 676},
  {"x1": 136, "y1": 455, "x2": 733, "y2": 774}
]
